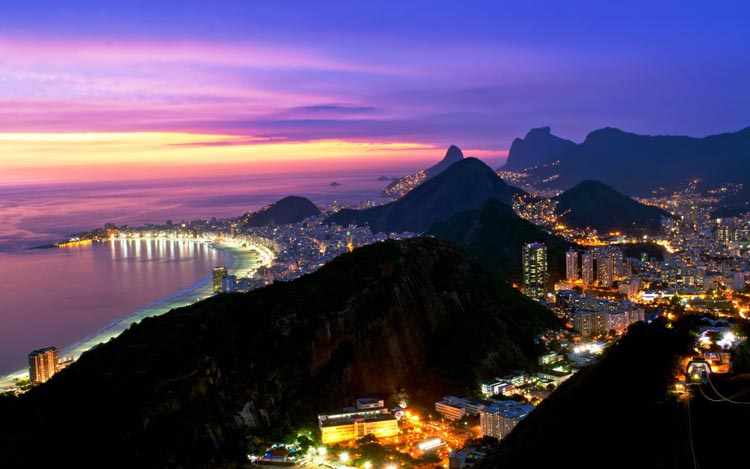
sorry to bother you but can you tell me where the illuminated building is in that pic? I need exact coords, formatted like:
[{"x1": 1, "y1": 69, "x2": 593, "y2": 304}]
[
  {"x1": 573, "y1": 310, "x2": 608, "y2": 337},
  {"x1": 480, "y1": 380, "x2": 513, "y2": 397},
  {"x1": 732, "y1": 271, "x2": 746, "y2": 291},
  {"x1": 573, "y1": 305, "x2": 645, "y2": 337},
  {"x1": 212, "y1": 266, "x2": 228, "y2": 294},
  {"x1": 522, "y1": 242, "x2": 548, "y2": 300},
  {"x1": 565, "y1": 249, "x2": 579, "y2": 282},
  {"x1": 582, "y1": 252, "x2": 594, "y2": 285},
  {"x1": 715, "y1": 221, "x2": 732, "y2": 245},
  {"x1": 704, "y1": 351, "x2": 732, "y2": 374},
  {"x1": 538, "y1": 352, "x2": 563, "y2": 366},
  {"x1": 479, "y1": 401, "x2": 533, "y2": 440},
  {"x1": 356, "y1": 398, "x2": 385, "y2": 410},
  {"x1": 435, "y1": 397, "x2": 467, "y2": 420},
  {"x1": 221, "y1": 274, "x2": 237, "y2": 293},
  {"x1": 318, "y1": 407, "x2": 399, "y2": 444},
  {"x1": 449, "y1": 446, "x2": 489, "y2": 469},
  {"x1": 596, "y1": 253, "x2": 614, "y2": 287},
  {"x1": 416, "y1": 437, "x2": 446, "y2": 455},
  {"x1": 435, "y1": 396, "x2": 489, "y2": 420},
  {"x1": 28, "y1": 347, "x2": 58, "y2": 385},
  {"x1": 627, "y1": 278, "x2": 641, "y2": 300}
]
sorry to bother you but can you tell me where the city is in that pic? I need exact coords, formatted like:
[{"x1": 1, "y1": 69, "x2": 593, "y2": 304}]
[{"x1": 1, "y1": 2, "x2": 749, "y2": 468}]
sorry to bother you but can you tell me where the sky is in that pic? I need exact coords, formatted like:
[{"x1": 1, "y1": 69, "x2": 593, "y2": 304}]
[{"x1": 1, "y1": 0, "x2": 749, "y2": 184}]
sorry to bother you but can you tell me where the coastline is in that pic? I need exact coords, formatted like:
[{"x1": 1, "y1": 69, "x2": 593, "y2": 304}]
[{"x1": 0, "y1": 241, "x2": 263, "y2": 391}]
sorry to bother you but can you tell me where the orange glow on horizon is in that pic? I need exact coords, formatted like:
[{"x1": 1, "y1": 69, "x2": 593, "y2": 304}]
[{"x1": 0, "y1": 131, "x2": 503, "y2": 184}]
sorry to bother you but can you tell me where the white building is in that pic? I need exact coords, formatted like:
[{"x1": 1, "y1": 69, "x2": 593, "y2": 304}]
[{"x1": 479, "y1": 401, "x2": 534, "y2": 440}]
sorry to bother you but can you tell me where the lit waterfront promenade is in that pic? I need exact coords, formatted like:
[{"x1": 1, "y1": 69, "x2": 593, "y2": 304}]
[
  {"x1": 0, "y1": 232, "x2": 276, "y2": 392},
  {"x1": 108, "y1": 231, "x2": 277, "y2": 274}
]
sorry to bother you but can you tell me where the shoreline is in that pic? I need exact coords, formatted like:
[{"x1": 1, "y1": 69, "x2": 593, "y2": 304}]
[{"x1": 0, "y1": 240, "x2": 264, "y2": 391}]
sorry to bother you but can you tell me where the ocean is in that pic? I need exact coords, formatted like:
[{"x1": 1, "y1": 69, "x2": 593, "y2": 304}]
[{"x1": 0, "y1": 167, "x2": 405, "y2": 380}]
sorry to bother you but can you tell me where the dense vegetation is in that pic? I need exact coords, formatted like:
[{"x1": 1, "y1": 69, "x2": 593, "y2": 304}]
[
  {"x1": 327, "y1": 158, "x2": 523, "y2": 233},
  {"x1": 554, "y1": 180, "x2": 670, "y2": 235},
  {"x1": 0, "y1": 238, "x2": 556, "y2": 468},
  {"x1": 622, "y1": 241, "x2": 668, "y2": 261},
  {"x1": 428, "y1": 199, "x2": 573, "y2": 282}
]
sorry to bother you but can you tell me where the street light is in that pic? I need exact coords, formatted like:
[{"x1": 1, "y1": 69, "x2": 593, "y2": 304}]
[
  {"x1": 339, "y1": 452, "x2": 350, "y2": 463},
  {"x1": 363, "y1": 461, "x2": 372, "y2": 469}
]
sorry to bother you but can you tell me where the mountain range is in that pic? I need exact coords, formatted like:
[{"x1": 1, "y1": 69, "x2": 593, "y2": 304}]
[
  {"x1": 554, "y1": 180, "x2": 671, "y2": 236},
  {"x1": 0, "y1": 238, "x2": 556, "y2": 467},
  {"x1": 503, "y1": 126, "x2": 750, "y2": 196},
  {"x1": 503, "y1": 127, "x2": 576, "y2": 171},
  {"x1": 239, "y1": 196, "x2": 321, "y2": 227},
  {"x1": 327, "y1": 158, "x2": 523, "y2": 233},
  {"x1": 383, "y1": 145, "x2": 464, "y2": 198}
]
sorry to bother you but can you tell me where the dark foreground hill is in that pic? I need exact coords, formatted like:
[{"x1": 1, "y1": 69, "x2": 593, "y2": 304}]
[
  {"x1": 477, "y1": 317, "x2": 750, "y2": 469},
  {"x1": 240, "y1": 195, "x2": 320, "y2": 227},
  {"x1": 328, "y1": 158, "x2": 523, "y2": 233},
  {"x1": 0, "y1": 238, "x2": 556, "y2": 468},
  {"x1": 428, "y1": 199, "x2": 574, "y2": 282},
  {"x1": 554, "y1": 180, "x2": 670, "y2": 235},
  {"x1": 504, "y1": 126, "x2": 750, "y2": 195}
]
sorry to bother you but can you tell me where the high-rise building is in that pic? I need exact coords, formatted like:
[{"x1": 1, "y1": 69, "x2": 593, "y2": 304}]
[
  {"x1": 565, "y1": 249, "x2": 579, "y2": 282},
  {"x1": 212, "y1": 266, "x2": 228, "y2": 294},
  {"x1": 221, "y1": 274, "x2": 238, "y2": 293},
  {"x1": 582, "y1": 252, "x2": 594, "y2": 285},
  {"x1": 28, "y1": 347, "x2": 58, "y2": 385},
  {"x1": 716, "y1": 221, "x2": 732, "y2": 245},
  {"x1": 612, "y1": 249, "x2": 625, "y2": 279},
  {"x1": 480, "y1": 401, "x2": 533, "y2": 440},
  {"x1": 597, "y1": 253, "x2": 614, "y2": 287},
  {"x1": 522, "y1": 242, "x2": 548, "y2": 300}
]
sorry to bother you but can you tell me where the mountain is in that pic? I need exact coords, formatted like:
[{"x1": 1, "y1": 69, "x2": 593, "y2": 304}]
[
  {"x1": 505, "y1": 126, "x2": 750, "y2": 195},
  {"x1": 425, "y1": 144, "x2": 465, "y2": 177},
  {"x1": 476, "y1": 317, "x2": 750, "y2": 469},
  {"x1": 712, "y1": 186, "x2": 750, "y2": 218},
  {"x1": 0, "y1": 238, "x2": 557, "y2": 468},
  {"x1": 554, "y1": 180, "x2": 671, "y2": 235},
  {"x1": 328, "y1": 158, "x2": 524, "y2": 233},
  {"x1": 428, "y1": 199, "x2": 574, "y2": 282},
  {"x1": 502, "y1": 127, "x2": 576, "y2": 171},
  {"x1": 383, "y1": 145, "x2": 464, "y2": 198},
  {"x1": 240, "y1": 196, "x2": 320, "y2": 227}
]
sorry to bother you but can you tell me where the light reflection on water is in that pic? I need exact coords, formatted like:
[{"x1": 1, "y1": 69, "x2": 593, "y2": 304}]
[{"x1": 0, "y1": 239, "x2": 259, "y2": 381}]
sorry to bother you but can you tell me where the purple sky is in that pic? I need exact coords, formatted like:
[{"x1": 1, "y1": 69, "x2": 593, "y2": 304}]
[{"x1": 1, "y1": 1, "x2": 748, "y2": 180}]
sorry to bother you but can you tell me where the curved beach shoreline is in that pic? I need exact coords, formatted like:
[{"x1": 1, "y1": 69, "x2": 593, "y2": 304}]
[{"x1": 0, "y1": 242, "x2": 262, "y2": 390}]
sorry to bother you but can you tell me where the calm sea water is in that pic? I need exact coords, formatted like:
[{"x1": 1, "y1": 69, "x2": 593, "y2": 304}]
[
  {"x1": 0, "y1": 169, "x2": 400, "y2": 251},
  {"x1": 0, "y1": 169, "x2": 399, "y2": 377},
  {"x1": 0, "y1": 240, "x2": 238, "y2": 376}
]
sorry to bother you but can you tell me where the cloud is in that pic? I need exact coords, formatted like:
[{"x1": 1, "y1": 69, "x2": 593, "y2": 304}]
[{"x1": 287, "y1": 104, "x2": 379, "y2": 115}]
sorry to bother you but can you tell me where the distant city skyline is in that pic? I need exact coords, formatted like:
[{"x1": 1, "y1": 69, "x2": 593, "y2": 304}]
[{"x1": 1, "y1": 1, "x2": 749, "y2": 184}]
